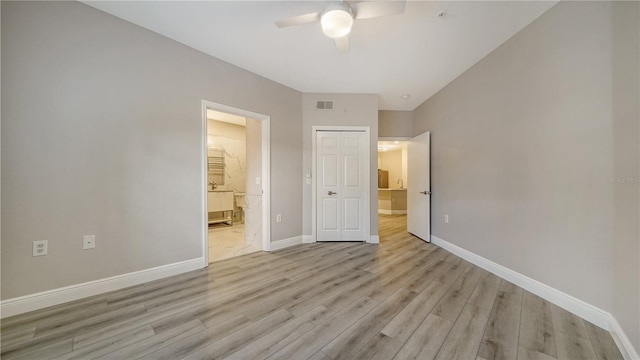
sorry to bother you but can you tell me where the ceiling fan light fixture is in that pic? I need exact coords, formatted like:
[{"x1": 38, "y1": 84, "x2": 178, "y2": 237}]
[{"x1": 321, "y1": 8, "x2": 354, "y2": 39}]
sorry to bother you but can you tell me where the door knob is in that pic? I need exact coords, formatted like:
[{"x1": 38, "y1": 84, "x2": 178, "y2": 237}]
[
  {"x1": 420, "y1": 191, "x2": 431, "y2": 195},
  {"x1": 328, "y1": 191, "x2": 337, "y2": 195}
]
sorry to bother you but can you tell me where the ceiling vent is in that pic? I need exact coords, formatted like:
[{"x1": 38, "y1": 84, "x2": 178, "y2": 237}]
[{"x1": 316, "y1": 100, "x2": 334, "y2": 110}]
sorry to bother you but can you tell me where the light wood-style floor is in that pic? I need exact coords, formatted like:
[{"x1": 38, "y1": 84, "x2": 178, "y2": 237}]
[{"x1": 1, "y1": 215, "x2": 622, "y2": 360}]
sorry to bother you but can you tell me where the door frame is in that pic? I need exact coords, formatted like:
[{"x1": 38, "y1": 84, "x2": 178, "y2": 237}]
[
  {"x1": 311, "y1": 126, "x2": 371, "y2": 243},
  {"x1": 201, "y1": 100, "x2": 271, "y2": 267}
]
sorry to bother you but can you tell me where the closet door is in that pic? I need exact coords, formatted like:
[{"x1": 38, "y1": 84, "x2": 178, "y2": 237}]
[{"x1": 316, "y1": 131, "x2": 367, "y2": 242}]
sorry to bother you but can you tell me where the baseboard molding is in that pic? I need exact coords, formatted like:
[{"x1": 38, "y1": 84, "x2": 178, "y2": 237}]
[
  {"x1": 0, "y1": 258, "x2": 204, "y2": 318},
  {"x1": 430, "y1": 235, "x2": 638, "y2": 359},
  {"x1": 302, "y1": 235, "x2": 314, "y2": 243},
  {"x1": 377, "y1": 209, "x2": 407, "y2": 215},
  {"x1": 430, "y1": 235, "x2": 610, "y2": 328},
  {"x1": 270, "y1": 235, "x2": 303, "y2": 251},
  {"x1": 367, "y1": 235, "x2": 380, "y2": 244},
  {"x1": 609, "y1": 315, "x2": 640, "y2": 360}
]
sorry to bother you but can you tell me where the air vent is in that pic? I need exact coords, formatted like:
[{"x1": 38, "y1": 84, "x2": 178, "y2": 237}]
[{"x1": 316, "y1": 100, "x2": 334, "y2": 110}]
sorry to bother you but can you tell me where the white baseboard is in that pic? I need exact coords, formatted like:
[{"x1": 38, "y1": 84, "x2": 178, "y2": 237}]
[
  {"x1": 0, "y1": 258, "x2": 204, "y2": 318},
  {"x1": 302, "y1": 235, "x2": 314, "y2": 243},
  {"x1": 609, "y1": 315, "x2": 640, "y2": 360},
  {"x1": 378, "y1": 209, "x2": 407, "y2": 215},
  {"x1": 270, "y1": 235, "x2": 302, "y2": 251},
  {"x1": 430, "y1": 235, "x2": 638, "y2": 359},
  {"x1": 430, "y1": 235, "x2": 610, "y2": 328},
  {"x1": 367, "y1": 235, "x2": 380, "y2": 244}
]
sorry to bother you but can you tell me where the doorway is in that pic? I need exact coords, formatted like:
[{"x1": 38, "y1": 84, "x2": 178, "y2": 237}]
[
  {"x1": 377, "y1": 133, "x2": 431, "y2": 242},
  {"x1": 201, "y1": 101, "x2": 270, "y2": 266}
]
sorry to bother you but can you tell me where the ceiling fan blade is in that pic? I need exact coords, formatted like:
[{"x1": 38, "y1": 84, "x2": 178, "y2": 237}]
[
  {"x1": 353, "y1": 1, "x2": 406, "y2": 20},
  {"x1": 335, "y1": 36, "x2": 350, "y2": 52},
  {"x1": 275, "y1": 12, "x2": 321, "y2": 28}
]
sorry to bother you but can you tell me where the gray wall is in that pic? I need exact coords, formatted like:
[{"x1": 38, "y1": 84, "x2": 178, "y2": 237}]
[
  {"x1": 302, "y1": 94, "x2": 379, "y2": 238},
  {"x1": 378, "y1": 110, "x2": 413, "y2": 138},
  {"x1": 1, "y1": 1, "x2": 302, "y2": 299},
  {"x1": 611, "y1": 1, "x2": 640, "y2": 352},
  {"x1": 413, "y1": 1, "x2": 639, "y2": 350}
]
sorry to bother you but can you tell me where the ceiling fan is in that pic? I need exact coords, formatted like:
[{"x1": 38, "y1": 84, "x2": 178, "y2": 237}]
[{"x1": 274, "y1": 1, "x2": 407, "y2": 52}]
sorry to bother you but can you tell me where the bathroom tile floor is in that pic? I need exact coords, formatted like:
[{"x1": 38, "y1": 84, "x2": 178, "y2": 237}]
[{"x1": 208, "y1": 223, "x2": 261, "y2": 263}]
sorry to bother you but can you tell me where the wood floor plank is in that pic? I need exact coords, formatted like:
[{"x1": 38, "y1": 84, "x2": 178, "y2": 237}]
[
  {"x1": 550, "y1": 303, "x2": 590, "y2": 340},
  {"x1": 223, "y1": 306, "x2": 333, "y2": 360},
  {"x1": 435, "y1": 303, "x2": 491, "y2": 360},
  {"x1": 1, "y1": 338, "x2": 73, "y2": 360},
  {"x1": 52, "y1": 325, "x2": 155, "y2": 360},
  {"x1": 478, "y1": 280, "x2": 523, "y2": 360},
  {"x1": 308, "y1": 351, "x2": 333, "y2": 360},
  {"x1": 519, "y1": 291, "x2": 557, "y2": 358},
  {"x1": 584, "y1": 322, "x2": 623, "y2": 360},
  {"x1": 266, "y1": 297, "x2": 378, "y2": 360},
  {"x1": 140, "y1": 314, "x2": 252, "y2": 360},
  {"x1": 381, "y1": 280, "x2": 449, "y2": 342},
  {"x1": 180, "y1": 310, "x2": 294, "y2": 360},
  {"x1": 321, "y1": 288, "x2": 416, "y2": 360},
  {"x1": 93, "y1": 319, "x2": 206, "y2": 360},
  {"x1": 431, "y1": 264, "x2": 484, "y2": 321},
  {"x1": 468, "y1": 271, "x2": 501, "y2": 310},
  {"x1": 554, "y1": 331, "x2": 598, "y2": 360},
  {"x1": 517, "y1": 346, "x2": 558, "y2": 360},
  {"x1": 1, "y1": 304, "x2": 147, "y2": 358},
  {"x1": 393, "y1": 314, "x2": 453, "y2": 360},
  {"x1": 350, "y1": 334, "x2": 404, "y2": 360}
]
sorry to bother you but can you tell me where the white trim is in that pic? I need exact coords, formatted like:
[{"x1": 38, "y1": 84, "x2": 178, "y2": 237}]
[
  {"x1": 609, "y1": 315, "x2": 640, "y2": 360},
  {"x1": 201, "y1": 100, "x2": 271, "y2": 261},
  {"x1": 430, "y1": 235, "x2": 640, "y2": 359},
  {"x1": 270, "y1": 236, "x2": 303, "y2": 251},
  {"x1": 201, "y1": 102, "x2": 209, "y2": 267},
  {"x1": 378, "y1": 209, "x2": 407, "y2": 215},
  {"x1": 367, "y1": 235, "x2": 380, "y2": 244},
  {"x1": 302, "y1": 235, "x2": 314, "y2": 243},
  {"x1": 312, "y1": 126, "x2": 371, "y2": 243},
  {"x1": 261, "y1": 117, "x2": 271, "y2": 252},
  {"x1": 430, "y1": 235, "x2": 611, "y2": 329},
  {"x1": 0, "y1": 258, "x2": 203, "y2": 318}
]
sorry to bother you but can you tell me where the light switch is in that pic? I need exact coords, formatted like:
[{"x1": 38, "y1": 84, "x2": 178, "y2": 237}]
[{"x1": 255, "y1": 177, "x2": 261, "y2": 185}]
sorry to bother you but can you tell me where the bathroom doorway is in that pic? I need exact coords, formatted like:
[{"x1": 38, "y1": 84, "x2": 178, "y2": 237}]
[{"x1": 202, "y1": 101, "x2": 270, "y2": 264}]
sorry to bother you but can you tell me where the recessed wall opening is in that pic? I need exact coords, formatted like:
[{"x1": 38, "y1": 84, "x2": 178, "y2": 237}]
[{"x1": 202, "y1": 102, "x2": 271, "y2": 265}]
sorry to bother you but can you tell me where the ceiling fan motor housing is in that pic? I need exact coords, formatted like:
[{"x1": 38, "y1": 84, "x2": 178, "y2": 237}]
[{"x1": 321, "y1": 3, "x2": 354, "y2": 38}]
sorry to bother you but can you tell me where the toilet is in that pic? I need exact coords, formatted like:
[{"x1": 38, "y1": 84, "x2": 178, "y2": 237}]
[{"x1": 234, "y1": 193, "x2": 246, "y2": 224}]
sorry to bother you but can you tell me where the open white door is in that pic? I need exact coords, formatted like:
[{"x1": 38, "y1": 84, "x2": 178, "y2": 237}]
[{"x1": 407, "y1": 131, "x2": 431, "y2": 242}]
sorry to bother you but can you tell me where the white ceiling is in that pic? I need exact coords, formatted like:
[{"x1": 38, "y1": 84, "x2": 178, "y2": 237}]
[
  {"x1": 378, "y1": 140, "x2": 405, "y2": 152},
  {"x1": 207, "y1": 109, "x2": 247, "y2": 126},
  {"x1": 84, "y1": 1, "x2": 556, "y2": 111}
]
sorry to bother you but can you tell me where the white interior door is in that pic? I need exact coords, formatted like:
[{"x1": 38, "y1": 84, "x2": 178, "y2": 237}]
[
  {"x1": 316, "y1": 131, "x2": 368, "y2": 242},
  {"x1": 407, "y1": 131, "x2": 431, "y2": 242}
]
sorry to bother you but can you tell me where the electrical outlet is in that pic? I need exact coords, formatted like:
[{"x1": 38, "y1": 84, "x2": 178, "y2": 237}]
[
  {"x1": 276, "y1": 214, "x2": 282, "y2": 223},
  {"x1": 83, "y1": 235, "x2": 96, "y2": 250},
  {"x1": 444, "y1": 215, "x2": 449, "y2": 224},
  {"x1": 33, "y1": 240, "x2": 48, "y2": 256}
]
